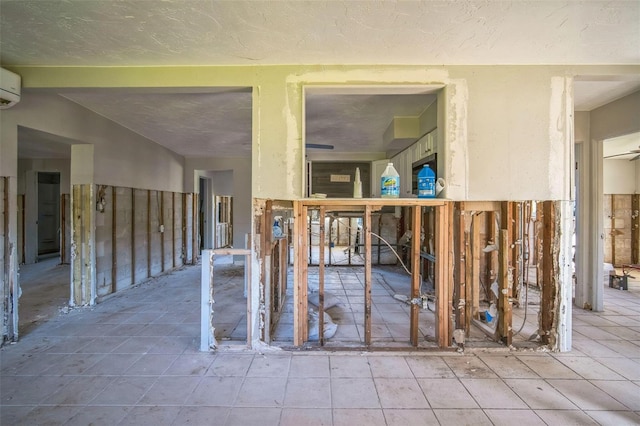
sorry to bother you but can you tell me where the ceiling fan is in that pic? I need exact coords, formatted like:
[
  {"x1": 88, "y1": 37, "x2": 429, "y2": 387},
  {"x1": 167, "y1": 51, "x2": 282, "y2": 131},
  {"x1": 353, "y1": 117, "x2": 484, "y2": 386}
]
[
  {"x1": 604, "y1": 145, "x2": 640, "y2": 161},
  {"x1": 306, "y1": 143, "x2": 334, "y2": 150}
]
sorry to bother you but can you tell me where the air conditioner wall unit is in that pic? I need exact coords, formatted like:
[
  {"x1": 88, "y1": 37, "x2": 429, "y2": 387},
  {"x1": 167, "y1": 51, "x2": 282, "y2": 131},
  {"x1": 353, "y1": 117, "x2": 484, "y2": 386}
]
[{"x1": 0, "y1": 68, "x2": 21, "y2": 109}]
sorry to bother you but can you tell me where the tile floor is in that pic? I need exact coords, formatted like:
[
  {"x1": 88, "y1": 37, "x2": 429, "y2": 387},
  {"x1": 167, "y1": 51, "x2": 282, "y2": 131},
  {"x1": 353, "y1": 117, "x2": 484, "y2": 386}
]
[{"x1": 1, "y1": 261, "x2": 640, "y2": 425}]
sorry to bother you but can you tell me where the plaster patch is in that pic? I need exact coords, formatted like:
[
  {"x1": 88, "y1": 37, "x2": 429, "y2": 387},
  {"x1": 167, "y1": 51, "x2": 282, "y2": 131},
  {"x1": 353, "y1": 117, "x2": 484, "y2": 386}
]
[
  {"x1": 549, "y1": 76, "x2": 572, "y2": 200},
  {"x1": 445, "y1": 79, "x2": 469, "y2": 200},
  {"x1": 284, "y1": 82, "x2": 301, "y2": 198},
  {"x1": 288, "y1": 67, "x2": 450, "y2": 86}
]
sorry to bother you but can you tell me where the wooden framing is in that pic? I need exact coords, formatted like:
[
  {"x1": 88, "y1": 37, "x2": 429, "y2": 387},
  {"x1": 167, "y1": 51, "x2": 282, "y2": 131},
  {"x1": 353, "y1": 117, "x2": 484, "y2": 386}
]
[
  {"x1": 256, "y1": 197, "x2": 568, "y2": 351},
  {"x1": 364, "y1": 204, "x2": 372, "y2": 346},
  {"x1": 160, "y1": 191, "x2": 165, "y2": 272},
  {"x1": 172, "y1": 192, "x2": 176, "y2": 269},
  {"x1": 71, "y1": 184, "x2": 94, "y2": 306},
  {"x1": 131, "y1": 188, "x2": 136, "y2": 285},
  {"x1": 498, "y1": 229, "x2": 512, "y2": 345},
  {"x1": 471, "y1": 213, "x2": 481, "y2": 326},
  {"x1": 499, "y1": 202, "x2": 514, "y2": 345},
  {"x1": 318, "y1": 206, "x2": 326, "y2": 345},
  {"x1": 409, "y1": 205, "x2": 421, "y2": 346},
  {"x1": 633, "y1": 195, "x2": 639, "y2": 264},
  {"x1": 453, "y1": 203, "x2": 466, "y2": 332},
  {"x1": 147, "y1": 190, "x2": 151, "y2": 278},
  {"x1": 111, "y1": 186, "x2": 117, "y2": 293},
  {"x1": 435, "y1": 202, "x2": 453, "y2": 347},
  {"x1": 291, "y1": 198, "x2": 449, "y2": 348},
  {"x1": 540, "y1": 201, "x2": 556, "y2": 345}
]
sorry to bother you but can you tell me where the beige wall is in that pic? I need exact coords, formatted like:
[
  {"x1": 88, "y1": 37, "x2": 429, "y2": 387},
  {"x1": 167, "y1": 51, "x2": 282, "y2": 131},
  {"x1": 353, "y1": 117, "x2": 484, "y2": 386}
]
[
  {"x1": 2, "y1": 64, "x2": 596, "y2": 200},
  {"x1": 604, "y1": 159, "x2": 636, "y2": 194}
]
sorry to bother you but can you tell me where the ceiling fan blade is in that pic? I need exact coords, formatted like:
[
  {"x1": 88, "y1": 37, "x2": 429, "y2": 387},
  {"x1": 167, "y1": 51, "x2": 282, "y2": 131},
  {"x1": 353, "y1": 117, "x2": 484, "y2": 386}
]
[
  {"x1": 306, "y1": 143, "x2": 334, "y2": 150},
  {"x1": 604, "y1": 152, "x2": 631, "y2": 159},
  {"x1": 630, "y1": 153, "x2": 640, "y2": 161}
]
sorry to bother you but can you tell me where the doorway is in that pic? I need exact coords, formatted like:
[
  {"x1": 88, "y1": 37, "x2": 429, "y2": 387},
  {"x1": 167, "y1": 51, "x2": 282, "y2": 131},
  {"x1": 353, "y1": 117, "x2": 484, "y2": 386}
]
[
  {"x1": 19, "y1": 171, "x2": 69, "y2": 336},
  {"x1": 37, "y1": 172, "x2": 61, "y2": 258},
  {"x1": 215, "y1": 195, "x2": 233, "y2": 248}
]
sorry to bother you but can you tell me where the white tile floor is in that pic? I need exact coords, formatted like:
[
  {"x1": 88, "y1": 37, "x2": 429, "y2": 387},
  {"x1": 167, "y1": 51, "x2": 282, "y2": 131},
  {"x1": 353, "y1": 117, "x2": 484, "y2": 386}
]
[{"x1": 1, "y1": 262, "x2": 640, "y2": 425}]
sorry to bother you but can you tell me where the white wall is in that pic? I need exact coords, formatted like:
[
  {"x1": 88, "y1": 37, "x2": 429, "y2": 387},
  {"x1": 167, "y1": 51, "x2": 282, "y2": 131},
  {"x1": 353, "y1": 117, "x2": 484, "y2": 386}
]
[
  {"x1": 604, "y1": 159, "x2": 636, "y2": 194},
  {"x1": 2, "y1": 92, "x2": 184, "y2": 192},
  {"x1": 184, "y1": 157, "x2": 251, "y2": 249},
  {"x1": 449, "y1": 67, "x2": 572, "y2": 200}
]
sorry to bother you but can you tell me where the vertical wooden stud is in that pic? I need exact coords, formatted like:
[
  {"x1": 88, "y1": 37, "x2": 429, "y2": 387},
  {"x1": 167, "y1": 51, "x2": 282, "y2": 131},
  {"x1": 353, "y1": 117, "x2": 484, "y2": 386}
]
[
  {"x1": 293, "y1": 202, "x2": 308, "y2": 346},
  {"x1": 632, "y1": 194, "x2": 639, "y2": 264},
  {"x1": 435, "y1": 202, "x2": 452, "y2": 348},
  {"x1": 261, "y1": 200, "x2": 272, "y2": 342},
  {"x1": 485, "y1": 211, "x2": 496, "y2": 299},
  {"x1": 471, "y1": 213, "x2": 480, "y2": 321},
  {"x1": 410, "y1": 205, "x2": 421, "y2": 346},
  {"x1": 301, "y1": 205, "x2": 309, "y2": 342},
  {"x1": 498, "y1": 229, "x2": 512, "y2": 345},
  {"x1": 160, "y1": 191, "x2": 165, "y2": 272},
  {"x1": 318, "y1": 206, "x2": 326, "y2": 345},
  {"x1": 453, "y1": 203, "x2": 466, "y2": 332},
  {"x1": 131, "y1": 188, "x2": 135, "y2": 285},
  {"x1": 147, "y1": 190, "x2": 151, "y2": 277},
  {"x1": 111, "y1": 186, "x2": 117, "y2": 294},
  {"x1": 540, "y1": 201, "x2": 556, "y2": 345},
  {"x1": 172, "y1": 192, "x2": 176, "y2": 268},
  {"x1": 610, "y1": 194, "x2": 616, "y2": 265},
  {"x1": 364, "y1": 204, "x2": 372, "y2": 346},
  {"x1": 464, "y1": 229, "x2": 473, "y2": 334}
]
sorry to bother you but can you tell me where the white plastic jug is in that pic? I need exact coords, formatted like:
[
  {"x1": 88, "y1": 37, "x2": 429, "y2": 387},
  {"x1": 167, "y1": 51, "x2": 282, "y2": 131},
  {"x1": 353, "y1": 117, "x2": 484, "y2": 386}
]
[{"x1": 380, "y1": 163, "x2": 400, "y2": 198}]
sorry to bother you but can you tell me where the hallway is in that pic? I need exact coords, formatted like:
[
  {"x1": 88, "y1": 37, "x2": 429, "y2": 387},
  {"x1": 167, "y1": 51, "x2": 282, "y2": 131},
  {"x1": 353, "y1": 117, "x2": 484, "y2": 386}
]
[{"x1": 1, "y1": 263, "x2": 639, "y2": 425}]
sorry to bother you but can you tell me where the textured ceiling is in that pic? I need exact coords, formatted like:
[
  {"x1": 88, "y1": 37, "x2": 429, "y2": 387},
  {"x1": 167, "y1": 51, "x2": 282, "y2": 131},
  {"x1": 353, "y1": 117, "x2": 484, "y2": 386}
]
[
  {"x1": 3, "y1": 1, "x2": 639, "y2": 160},
  {"x1": 1, "y1": 0, "x2": 638, "y2": 66},
  {"x1": 60, "y1": 88, "x2": 253, "y2": 158}
]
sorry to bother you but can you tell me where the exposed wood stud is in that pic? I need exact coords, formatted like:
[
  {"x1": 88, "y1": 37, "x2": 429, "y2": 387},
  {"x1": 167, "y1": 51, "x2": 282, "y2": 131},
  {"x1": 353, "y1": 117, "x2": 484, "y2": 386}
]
[
  {"x1": 464, "y1": 229, "x2": 472, "y2": 335},
  {"x1": 409, "y1": 205, "x2": 421, "y2": 346},
  {"x1": 160, "y1": 191, "x2": 165, "y2": 272},
  {"x1": 172, "y1": 192, "x2": 176, "y2": 268},
  {"x1": 131, "y1": 188, "x2": 135, "y2": 285},
  {"x1": 499, "y1": 228, "x2": 512, "y2": 345},
  {"x1": 633, "y1": 194, "x2": 639, "y2": 264},
  {"x1": 147, "y1": 190, "x2": 151, "y2": 278},
  {"x1": 471, "y1": 213, "x2": 480, "y2": 322},
  {"x1": 610, "y1": 194, "x2": 616, "y2": 265},
  {"x1": 301, "y1": 205, "x2": 309, "y2": 342},
  {"x1": 293, "y1": 202, "x2": 305, "y2": 346},
  {"x1": 435, "y1": 202, "x2": 452, "y2": 347},
  {"x1": 540, "y1": 201, "x2": 556, "y2": 345},
  {"x1": 364, "y1": 204, "x2": 372, "y2": 346},
  {"x1": 512, "y1": 202, "x2": 521, "y2": 302},
  {"x1": 485, "y1": 211, "x2": 496, "y2": 301},
  {"x1": 318, "y1": 206, "x2": 326, "y2": 345},
  {"x1": 453, "y1": 203, "x2": 465, "y2": 332},
  {"x1": 111, "y1": 186, "x2": 117, "y2": 294},
  {"x1": 261, "y1": 200, "x2": 272, "y2": 342}
]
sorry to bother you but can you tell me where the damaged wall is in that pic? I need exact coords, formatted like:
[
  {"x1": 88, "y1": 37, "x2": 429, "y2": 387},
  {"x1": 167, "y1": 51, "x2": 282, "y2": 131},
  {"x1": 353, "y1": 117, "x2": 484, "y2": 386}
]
[
  {"x1": 604, "y1": 194, "x2": 634, "y2": 266},
  {"x1": 94, "y1": 186, "x2": 185, "y2": 299}
]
